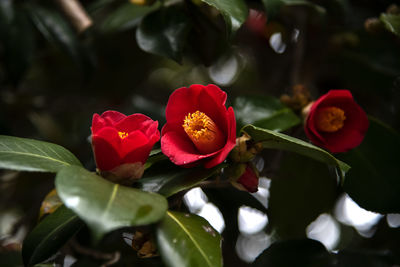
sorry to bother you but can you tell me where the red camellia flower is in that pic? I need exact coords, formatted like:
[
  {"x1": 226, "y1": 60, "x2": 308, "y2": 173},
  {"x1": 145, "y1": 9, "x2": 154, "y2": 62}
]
[
  {"x1": 161, "y1": 84, "x2": 236, "y2": 168},
  {"x1": 91, "y1": 111, "x2": 160, "y2": 171},
  {"x1": 237, "y1": 165, "x2": 259, "y2": 193},
  {"x1": 304, "y1": 90, "x2": 369, "y2": 153}
]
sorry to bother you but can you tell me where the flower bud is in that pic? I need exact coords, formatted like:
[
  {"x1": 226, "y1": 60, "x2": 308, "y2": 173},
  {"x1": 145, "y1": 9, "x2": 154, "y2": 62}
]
[{"x1": 232, "y1": 163, "x2": 259, "y2": 193}]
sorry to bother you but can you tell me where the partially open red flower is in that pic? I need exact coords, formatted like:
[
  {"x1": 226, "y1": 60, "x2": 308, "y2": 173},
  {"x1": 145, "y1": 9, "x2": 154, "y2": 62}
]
[
  {"x1": 237, "y1": 164, "x2": 259, "y2": 193},
  {"x1": 91, "y1": 111, "x2": 160, "y2": 171},
  {"x1": 161, "y1": 84, "x2": 236, "y2": 168},
  {"x1": 304, "y1": 90, "x2": 369, "y2": 153}
]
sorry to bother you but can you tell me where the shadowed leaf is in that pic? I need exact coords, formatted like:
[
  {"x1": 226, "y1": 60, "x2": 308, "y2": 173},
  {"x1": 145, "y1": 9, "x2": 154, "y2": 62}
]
[{"x1": 0, "y1": 135, "x2": 82, "y2": 172}]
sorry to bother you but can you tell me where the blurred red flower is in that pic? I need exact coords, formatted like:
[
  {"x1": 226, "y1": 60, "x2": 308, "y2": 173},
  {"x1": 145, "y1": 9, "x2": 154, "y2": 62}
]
[
  {"x1": 237, "y1": 165, "x2": 259, "y2": 193},
  {"x1": 91, "y1": 111, "x2": 160, "y2": 171},
  {"x1": 304, "y1": 90, "x2": 369, "y2": 153},
  {"x1": 161, "y1": 84, "x2": 236, "y2": 168},
  {"x1": 245, "y1": 9, "x2": 267, "y2": 37}
]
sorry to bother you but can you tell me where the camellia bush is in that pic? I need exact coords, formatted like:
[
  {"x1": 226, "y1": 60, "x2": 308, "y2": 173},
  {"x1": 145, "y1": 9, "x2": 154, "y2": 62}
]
[{"x1": 0, "y1": 0, "x2": 400, "y2": 266}]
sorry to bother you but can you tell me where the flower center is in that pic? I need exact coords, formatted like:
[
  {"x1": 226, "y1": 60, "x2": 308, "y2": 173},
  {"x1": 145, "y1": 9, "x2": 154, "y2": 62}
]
[
  {"x1": 315, "y1": 106, "x2": 346, "y2": 132},
  {"x1": 183, "y1": 111, "x2": 225, "y2": 154},
  {"x1": 118, "y1": 131, "x2": 129, "y2": 139}
]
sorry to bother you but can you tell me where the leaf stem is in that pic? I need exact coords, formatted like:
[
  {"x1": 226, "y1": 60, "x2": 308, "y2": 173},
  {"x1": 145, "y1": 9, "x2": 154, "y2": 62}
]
[{"x1": 198, "y1": 179, "x2": 231, "y2": 188}]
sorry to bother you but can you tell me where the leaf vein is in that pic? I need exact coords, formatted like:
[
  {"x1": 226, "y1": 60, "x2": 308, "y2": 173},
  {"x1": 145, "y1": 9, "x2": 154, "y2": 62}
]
[
  {"x1": 0, "y1": 151, "x2": 70, "y2": 166},
  {"x1": 167, "y1": 211, "x2": 213, "y2": 267}
]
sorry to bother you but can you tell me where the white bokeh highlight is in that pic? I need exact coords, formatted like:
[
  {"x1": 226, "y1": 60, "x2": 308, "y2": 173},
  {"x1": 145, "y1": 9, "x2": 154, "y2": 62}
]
[
  {"x1": 335, "y1": 194, "x2": 383, "y2": 237},
  {"x1": 183, "y1": 187, "x2": 225, "y2": 233},
  {"x1": 238, "y1": 206, "x2": 268, "y2": 235},
  {"x1": 306, "y1": 213, "x2": 340, "y2": 250}
]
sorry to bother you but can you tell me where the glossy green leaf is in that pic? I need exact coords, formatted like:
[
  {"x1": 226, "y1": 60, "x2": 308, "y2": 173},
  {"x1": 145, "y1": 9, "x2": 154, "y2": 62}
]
[
  {"x1": 380, "y1": 13, "x2": 400, "y2": 37},
  {"x1": 0, "y1": 135, "x2": 82, "y2": 172},
  {"x1": 99, "y1": 2, "x2": 160, "y2": 33},
  {"x1": 268, "y1": 153, "x2": 337, "y2": 238},
  {"x1": 157, "y1": 211, "x2": 222, "y2": 267},
  {"x1": 340, "y1": 118, "x2": 400, "y2": 213},
  {"x1": 55, "y1": 165, "x2": 168, "y2": 240},
  {"x1": 234, "y1": 95, "x2": 300, "y2": 132},
  {"x1": 241, "y1": 125, "x2": 350, "y2": 180},
  {"x1": 262, "y1": 0, "x2": 325, "y2": 18},
  {"x1": 144, "y1": 149, "x2": 167, "y2": 170},
  {"x1": 200, "y1": 0, "x2": 248, "y2": 35},
  {"x1": 139, "y1": 161, "x2": 225, "y2": 197},
  {"x1": 22, "y1": 206, "x2": 83, "y2": 266},
  {"x1": 136, "y1": 5, "x2": 191, "y2": 63},
  {"x1": 253, "y1": 239, "x2": 332, "y2": 267}
]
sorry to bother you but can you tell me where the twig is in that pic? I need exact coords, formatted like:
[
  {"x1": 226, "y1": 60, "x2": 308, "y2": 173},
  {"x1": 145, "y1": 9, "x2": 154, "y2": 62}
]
[
  {"x1": 198, "y1": 180, "x2": 231, "y2": 188},
  {"x1": 54, "y1": 0, "x2": 93, "y2": 33}
]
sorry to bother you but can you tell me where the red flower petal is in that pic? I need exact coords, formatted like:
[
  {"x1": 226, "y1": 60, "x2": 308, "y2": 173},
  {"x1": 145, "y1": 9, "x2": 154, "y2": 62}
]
[
  {"x1": 165, "y1": 85, "x2": 203, "y2": 124},
  {"x1": 92, "y1": 127, "x2": 122, "y2": 171},
  {"x1": 121, "y1": 130, "x2": 149, "y2": 157},
  {"x1": 92, "y1": 111, "x2": 126, "y2": 134},
  {"x1": 198, "y1": 86, "x2": 229, "y2": 135},
  {"x1": 116, "y1": 114, "x2": 156, "y2": 134},
  {"x1": 101, "y1": 110, "x2": 126, "y2": 125},
  {"x1": 121, "y1": 130, "x2": 154, "y2": 164},
  {"x1": 204, "y1": 107, "x2": 236, "y2": 168},
  {"x1": 161, "y1": 123, "x2": 220, "y2": 166}
]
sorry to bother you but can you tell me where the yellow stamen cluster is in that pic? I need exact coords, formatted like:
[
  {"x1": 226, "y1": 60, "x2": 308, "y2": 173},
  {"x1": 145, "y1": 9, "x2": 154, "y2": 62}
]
[
  {"x1": 315, "y1": 106, "x2": 346, "y2": 132},
  {"x1": 118, "y1": 131, "x2": 129, "y2": 139},
  {"x1": 183, "y1": 111, "x2": 224, "y2": 154}
]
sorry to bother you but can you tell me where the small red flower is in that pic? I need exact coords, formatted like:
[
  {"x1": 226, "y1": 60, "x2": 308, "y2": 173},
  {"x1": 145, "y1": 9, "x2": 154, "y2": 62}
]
[
  {"x1": 91, "y1": 111, "x2": 160, "y2": 171},
  {"x1": 161, "y1": 84, "x2": 236, "y2": 168},
  {"x1": 304, "y1": 90, "x2": 369, "y2": 153},
  {"x1": 237, "y1": 165, "x2": 259, "y2": 193}
]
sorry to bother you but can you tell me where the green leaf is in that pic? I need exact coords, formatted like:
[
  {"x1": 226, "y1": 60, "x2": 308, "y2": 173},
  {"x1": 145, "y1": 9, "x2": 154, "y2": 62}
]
[
  {"x1": 234, "y1": 95, "x2": 300, "y2": 132},
  {"x1": 241, "y1": 125, "x2": 350, "y2": 180},
  {"x1": 340, "y1": 118, "x2": 400, "y2": 213},
  {"x1": 99, "y1": 2, "x2": 160, "y2": 33},
  {"x1": 22, "y1": 206, "x2": 83, "y2": 266},
  {"x1": 200, "y1": 0, "x2": 248, "y2": 36},
  {"x1": 0, "y1": 135, "x2": 82, "y2": 172},
  {"x1": 144, "y1": 149, "x2": 168, "y2": 170},
  {"x1": 157, "y1": 211, "x2": 222, "y2": 267},
  {"x1": 268, "y1": 153, "x2": 337, "y2": 238},
  {"x1": 380, "y1": 13, "x2": 400, "y2": 37},
  {"x1": 253, "y1": 239, "x2": 332, "y2": 267},
  {"x1": 138, "y1": 161, "x2": 225, "y2": 197},
  {"x1": 262, "y1": 0, "x2": 325, "y2": 18},
  {"x1": 136, "y1": 5, "x2": 191, "y2": 63},
  {"x1": 55, "y1": 165, "x2": 168, "y2": 240}
]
